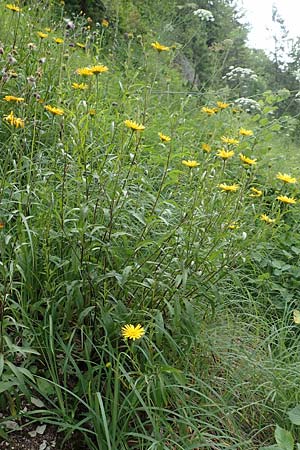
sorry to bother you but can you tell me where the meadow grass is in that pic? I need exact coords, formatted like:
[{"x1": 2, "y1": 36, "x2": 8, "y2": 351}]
[{"x1": 1, "y1": 2, "x2": 300, "y2": 449}]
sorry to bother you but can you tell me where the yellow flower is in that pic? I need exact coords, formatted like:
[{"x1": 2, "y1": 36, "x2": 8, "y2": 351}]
[
  {"x1": 72, "y1": 82, "x2": 88, "y2": 90},
  {"x1": 37, "y1": 31, "x2": 48, "y2": 39},
  {"x1": 202, "y1": 107, "x2": 216, "y2": 116},
  {"x1": 121, "y1": 324, "x2": 145, "y2": 341},
  {"x1": 158, "y1": 132, "x2": 171, "y2": 142},
  {"x1": 76, "y1": 42, "x2": 86, "y2": 49},
  {"x1": 4, "y1": 111, "x2": 24, "y2": 128},
  {"x1": 124, "y1": 119, "x2": 145, "y2": 132},
  {"x1": 276, "y1": 195, "x2": 297, "y2": 205},
  {"x1": 228, "y1": 221, "x2": 239, "y2": 230},
  {"x1": 89, "y1": 109, "x2": 96, "y2": 116},
  {"x1": 217, "y1": 101, "x2": 230, "y2": 109},
  {"x1": 44, "y1": 105, "x2": 64, "y2": 116},
  {"x1": 3, "y1": 95, "x2": 24, "y2": 103},
  {"x1": 239, "y1": 153, "x2": 257, "y2": 165},
  {"x1": 221, "y1": 136, "x2": 239, "y2": 145},
  {"x1": 218, "y1": 183, "x2": 239, "y2": 192},
  {"x1": 182, "y1": 160, "x2": 200, "y2": 168},
  {"x1": 249, "y1": 187, "x2": 263, "y2": 197},
  {"x1": 293, "y1": 310, "x2": 300, "y2": 324},
  {"x1": 276, "y1": 172, "x2": 297, "y2": 184},
  {"x1": 239, "y1": 128, "x2": 253, "y2": 136},
  {"x1": 101, "y1": 19, "x2": 109, "y2": 27},
  {"x1": 151, "y1": 41, "x2": 170, "y2": 52},
  {"x1": 202, "y1": 143, "x2": 211, "y2": 153},
  {"x1": 260, "y1": 214, "x2": 275, "y2": 224},
  {"x1": 217, "y1": 149, "x2": 235, "y2": 160},
  {"x1": 54, "y1": 37, "x2": 64, "y2": 44},
  {"x1": 89, "y1": 65, "x2": 109, "y2": 75},
  {"x1": 5, "y1": 3, "x2": 21, "y2": 12},
  {"x1": 76, "y1": 67, "x2": 93, "y2": 76}
]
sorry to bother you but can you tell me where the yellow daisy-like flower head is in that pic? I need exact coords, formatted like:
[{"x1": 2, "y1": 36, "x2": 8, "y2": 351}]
[
  {"x1": 218, "y1": 183, "x2": 239, "y2": 192},
  {"x1": 5, "y1": 3, "x2": 21, "y2": 12},
  {"x1": 239, "y1": 153, "x2": 257, "y2": 166},
  {"x1": 4, "y1": 111, "x2": 24, "y2": 128},
  {"x1": 54, "y1": 37, "x2": 64, "y2": 44},
  {"x1": 239, "y1": 128, "x2": 253, "y2": 136},
  {"x1": 221, "y1": 136, "x2": 239, "y2": 145},
  {"x1": 202, "y1": 143, "x2": 211, "y2": 153},
  {"x1": 202, "y1": 106, "x2": 216, "y2": 116},
  {"x1": 276, "y1": 195, "x2": 297, "y2": 205},
  {"x1": 228, "y1": 221, "x2": 240, "y2": 230},
  {"x1": 158, "y1": 132, "x2": 171, "y2": 142},
  {"x1": 76, "y1": 67, "x2": 93, "y2": 76},
  {"x1": 217, "y1": 101, "x2": 230, "y2": 109},
  {"x1": 217, "y1": 149, "x2": 235, "y2": 160},
  {"x1": 89, "y1": 109, "x2": 96, "y2": 116},
  {"x1": 37, "y1": 31, "x2": 48, "y2": 39},
  {"x1": 101, "y1": 19, "x2": 109, "y2": 27},
  {"x1": 44, "y1": 105, "x2": 64, "y2": 116},
  {"x1": 124, "y1": 119, "x2": 145, "y2": 132},
  {"x1": 76, "y1": 42, "x2": 86, "y2": 49},
  {"x1": 121, "y1": 324, "x2": 145, "y2": 341},
  {"x1": 90, "y1": 64, "x2": 109, "y2": 75},
  {"x1": 276, "y1": 172, "x2": 297, "y2": 184},
  {"x1": 182, "y1": 159, "x2": 200, "y2": 168},
  {"x1": 250, "y1": 187, "x2": 263, "y2": 197},
  {"x1": 260, "y1": 214, "x2": 275, "y2": 224},
  {"x1": 293, "y1": 310, "x2": 300, "y2": 324},
  {"x1": 72, "y1": 82, "x2": 88, "y2": 90},
  {"x1": 151, "y1": 41, "x2": 170, "y2": 52},
  {"x1": 4, "y1": 95, "x2": 24, "y2": 103}
]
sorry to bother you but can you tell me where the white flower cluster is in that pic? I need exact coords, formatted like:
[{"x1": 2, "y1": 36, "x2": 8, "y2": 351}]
[
  {"x1": 193, "y1": 8, "x2": 215, "y2": 22},
  {"x1": 234, "y1": 97, "x2": 261, "y2": 113},
  {"x1": 293, "y1": 70, "x2": 300, "y2": 83},
  {"x1": 223, "y1": 66, "x2": 258, "y2": 83}
]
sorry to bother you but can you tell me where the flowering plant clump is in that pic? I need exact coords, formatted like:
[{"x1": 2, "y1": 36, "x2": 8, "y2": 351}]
[{"x1": 193, "y1": 8, "x2": 215, "y2": 22}]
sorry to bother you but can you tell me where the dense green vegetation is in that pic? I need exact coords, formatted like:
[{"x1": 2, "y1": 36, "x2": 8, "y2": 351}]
[{"x1": 1, "y1": 1, "x2": 300, "y2": 449}]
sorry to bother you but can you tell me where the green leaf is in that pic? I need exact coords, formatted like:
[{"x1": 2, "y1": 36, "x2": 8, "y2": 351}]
[
  {"x1": 288, "y1": 405, "x2": 300, "y2": 425},
  {"x1": 275, "y1": 425, "x2": 294, "y2": 450}
]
